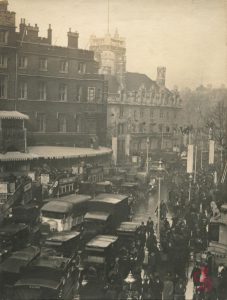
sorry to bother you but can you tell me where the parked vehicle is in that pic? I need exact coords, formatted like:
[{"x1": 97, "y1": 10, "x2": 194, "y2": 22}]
[
  {"x1": 0, "y1": 223, "x2": 30, "y2": 262},
  {"x1": 41, "y1": 194, "x2": 91, "y2": 232},
  {"x1": 43, "y1": 230, "x2": 81, "y2": 258},
  {"x1": 13, "y1": 255, "x2": 77, "y2": 300},
  {"x1": 0, "y1": 246, "x2": 40, "y2": 300},
  {"x1": 83, "y1": 193, "x2": 130, "y2": 239}
]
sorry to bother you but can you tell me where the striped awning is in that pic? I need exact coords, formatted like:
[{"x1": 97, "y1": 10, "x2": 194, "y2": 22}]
[
  {"x1": 0, "y1": 111, "x2": 29, "y2": 120},
  {"x1": 0, "y1": 152, "x2": 39, "y2": 162}
]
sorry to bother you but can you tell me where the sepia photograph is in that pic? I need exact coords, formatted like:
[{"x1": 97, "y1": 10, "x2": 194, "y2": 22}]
[{"x1": 0, "y1": 0, "x2": 226, "y2": 299}]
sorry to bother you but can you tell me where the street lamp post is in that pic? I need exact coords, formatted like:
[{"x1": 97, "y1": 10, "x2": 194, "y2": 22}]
[
  {"x1": 157, "y1": 159, "x2": 165, "y2": 248},
  {"x1": 188, "y1": 174, "x2": 193, "y2": 202},
  {"x1": 146, "y1": 137, "x2": 149, "y2": 175},
  {"x1": 124, "y1": 271, "x2": 136, "y2": 299}
]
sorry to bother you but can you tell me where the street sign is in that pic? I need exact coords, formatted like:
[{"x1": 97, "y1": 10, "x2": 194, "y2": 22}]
[{"x1": 187, "y1": 144, "x2": 194, "y2": 173}]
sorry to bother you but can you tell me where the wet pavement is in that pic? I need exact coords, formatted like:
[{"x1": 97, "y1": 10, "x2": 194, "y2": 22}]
[{"x1": 133, "y1": 182, "x2": 169, "y2": 224}]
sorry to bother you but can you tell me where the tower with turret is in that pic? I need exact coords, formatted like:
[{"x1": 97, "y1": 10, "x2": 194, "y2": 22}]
[{"x1": 89, "y1": 29, "x2": 126, "y2": 88}]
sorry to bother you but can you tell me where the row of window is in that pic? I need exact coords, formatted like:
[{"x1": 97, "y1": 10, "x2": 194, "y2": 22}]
[
  {"x1": 119, "y1": 107, "x2": 177, "y2": 120},
  {"x1": 0, "y1": 77, "x2": 99, "y2": 101},
  {"x1": 35, "y1": 113, "x2": 81, "y2": 133},
  {"x1": 0, "y1": 54, "x2": 87, "y2": 74}
]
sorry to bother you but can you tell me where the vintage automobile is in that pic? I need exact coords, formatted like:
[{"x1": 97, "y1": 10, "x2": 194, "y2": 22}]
[
  {"x1": 0, "y1": 223, "x2": 30, "y2": 262},
  {"x1": 79, "y1": 181, "x2": 112, "y2": 196},
  {"x1": 12, "y1": 204, "x2": 40, "y2": 226},
  {"x1": 83, "y1": 235, "x2": 119, "y2": 281},
  {"x1": 0, "y1": 246, "x2": 40, "y2": 300},
  {"x1": 13, "y1": 255, "x2": 77, "y2": 300},
  {"x1": 83, "y1": 193, "x2": 130, "y2": 239},
  {"x1": 43, "y1": 230, "x2": 81, "y2": 258},
  {"x1": 116, "y1": 221, "x2": 140, "y2": 246},
  {"x1": 41, "y1": 194, "x2": 91, "y2": 232}
]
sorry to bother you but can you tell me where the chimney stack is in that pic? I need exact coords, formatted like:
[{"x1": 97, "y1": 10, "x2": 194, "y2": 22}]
[
  {"x1": 156, "y1": 66, "x2": 166, "y2": 87},
  {"x1": 67, "y1": 28, "x2": 79, "y2": 49},
  {"x1": 47, "y1": 24, "x2": 52, "y2": 44}
]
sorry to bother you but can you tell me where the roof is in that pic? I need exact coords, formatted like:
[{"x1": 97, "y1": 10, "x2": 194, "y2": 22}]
[
  {"x1": 0, "y1": 111, "x2": 29, "y2": 120},
  {"x1": 0, "y1": 246, "x2": 40, "y2": 273},
  {"x1": 30, "y1": 256, "x2": 69, "y2": 270},
  {"x1": 0, "y1": 257, "x2": 28, "y2": 274},
  {"x1": 15, "y1": 278, "x2": 61, "y2": 290},
  {"x1": 96, "y1": 181, "x2": 112, "y2": 186},
  {"x1": 84, "y1": 211, "x2": 111, "y2": 221},
  {"x1": 121, "y1": 182, "x2": 138, "y2": 188},
  {"x1": 0, "y1": 223, "x2": 28, "y2": 236},
  {"x1": 11, "y1": 246, "x2": 40, "y2": 261},
  {"x1": 86, "y1": 235, "x2": 118, "y2": 248},
  {"x1": 41, "y1": 200, "x2": 73, "y2": 213},
  {"x1": 0, "y1": 151, "x2": 39, "y2": 162},
  {"x1": 51, "y1": 194, "x2": 91, "y2": 206},
  {"x1": 0, "y1": 146, "x2": 112, "y2": 162},
  {"x1": 117, "y1": 222, "x2": 140, "y2": 232},
  {"x1": 92, "y1": 193, "x2": 128, "y2": 204},
  {"x1": 125, "y1": 72, "x2": 157, "y2": 91},
  {"x1": 45, "y1": 231, "x2": 80, "y2": 243}
]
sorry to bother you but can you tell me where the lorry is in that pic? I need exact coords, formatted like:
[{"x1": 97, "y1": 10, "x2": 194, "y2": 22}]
[{"x1": 83, "y1": 193, "x2": 130, "y2": 239}]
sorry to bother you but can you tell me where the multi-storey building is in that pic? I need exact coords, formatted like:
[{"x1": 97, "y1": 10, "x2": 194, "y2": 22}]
[
  {"x1": 107, "y1": 70, "x2": 182, "y2": 162},
  {"x1": 89, "y1": 29, "x2": 182, "y2": 163},
  {"x1": 0, "y1": 0, "x2": 108, "y2": 149}
]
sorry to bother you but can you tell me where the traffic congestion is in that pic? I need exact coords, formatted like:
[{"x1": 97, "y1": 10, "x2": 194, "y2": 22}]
[{"x1": 0, "y1": 158, "x2": 226, "y2": 300}]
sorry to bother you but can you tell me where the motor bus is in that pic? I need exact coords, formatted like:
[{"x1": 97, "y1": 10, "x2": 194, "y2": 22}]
[
  {"x1": 41, "y1": 194, "x2": 91, "y2": 232},
  {"x1": 13, "y1": 255, "x2": 77, "y2": 300}
]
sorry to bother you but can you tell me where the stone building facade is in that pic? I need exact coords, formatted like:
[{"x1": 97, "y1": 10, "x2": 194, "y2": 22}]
[
  {"x1": 107, "y1": 71, "x2": 182, "y2": 162},
  {"x1": 0, "y1": 0, "x2": 108, "y2": 149}
]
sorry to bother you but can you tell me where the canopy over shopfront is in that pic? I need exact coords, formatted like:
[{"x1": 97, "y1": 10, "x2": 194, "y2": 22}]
[{"x1": 0, "y1": 146, "x2": 112, "y2": 162}]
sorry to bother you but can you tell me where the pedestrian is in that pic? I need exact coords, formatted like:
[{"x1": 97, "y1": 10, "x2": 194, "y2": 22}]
[
  {"x1": 152, "y1": 273, "x2": 164, "y2": 300},
  {"x1": 174, "y1": 278, "x2": 186, "y2": 300},
  {"x1": 163, "y1": 272, "x2": 174, "y2": 300},
  {"x1": 146, "y1": 217, "x2": 154, "y2": 236},
  {"x1": 190, "y1": 261, "x2": 201, "y2": 290}
]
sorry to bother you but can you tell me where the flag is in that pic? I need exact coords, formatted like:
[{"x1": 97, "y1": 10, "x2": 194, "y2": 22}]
[
  {"x1": 125, "y1": 134, "x2": 130, "y2": 156},
  {"x1": 187, "y1": 144, "x2": 194, "y2": 173},
  {"x1": 209, "y1": 140, "x2": 215, "y2": 164},
  {"x1": 112, "y1": 137, "x2": 118, "y2": 165}
]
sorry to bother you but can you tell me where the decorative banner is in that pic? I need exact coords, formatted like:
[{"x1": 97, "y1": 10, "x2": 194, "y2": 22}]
[
  {"x1": 112, "y1": 137, "x2": 118, "y2": 165},
  {"x1": 40, "y1": 174, "x2": 49, "y2": 185},
  {"x1": 209, "y1": 140, "x2": 215, "y2": 165},
  {"x1": 214, "y1": 171, "x2": 217, "y2": 185},
  {"x1": 125, "y1": 134, "x2": 130, "y2": 156},
  {"x1": 28, "y1": 172, "x2": 35, "y2": 181},
  {"x1": 0, "y1": 183, "x2": 8, "y2": 194},
  {"x1": 187, "y1": 144, "x2": 194, "y2": 173}
]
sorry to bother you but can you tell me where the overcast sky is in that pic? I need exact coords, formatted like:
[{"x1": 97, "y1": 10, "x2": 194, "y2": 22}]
[{"x1": 10, "y1": 0, "x2": 227, "y2": 89}]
